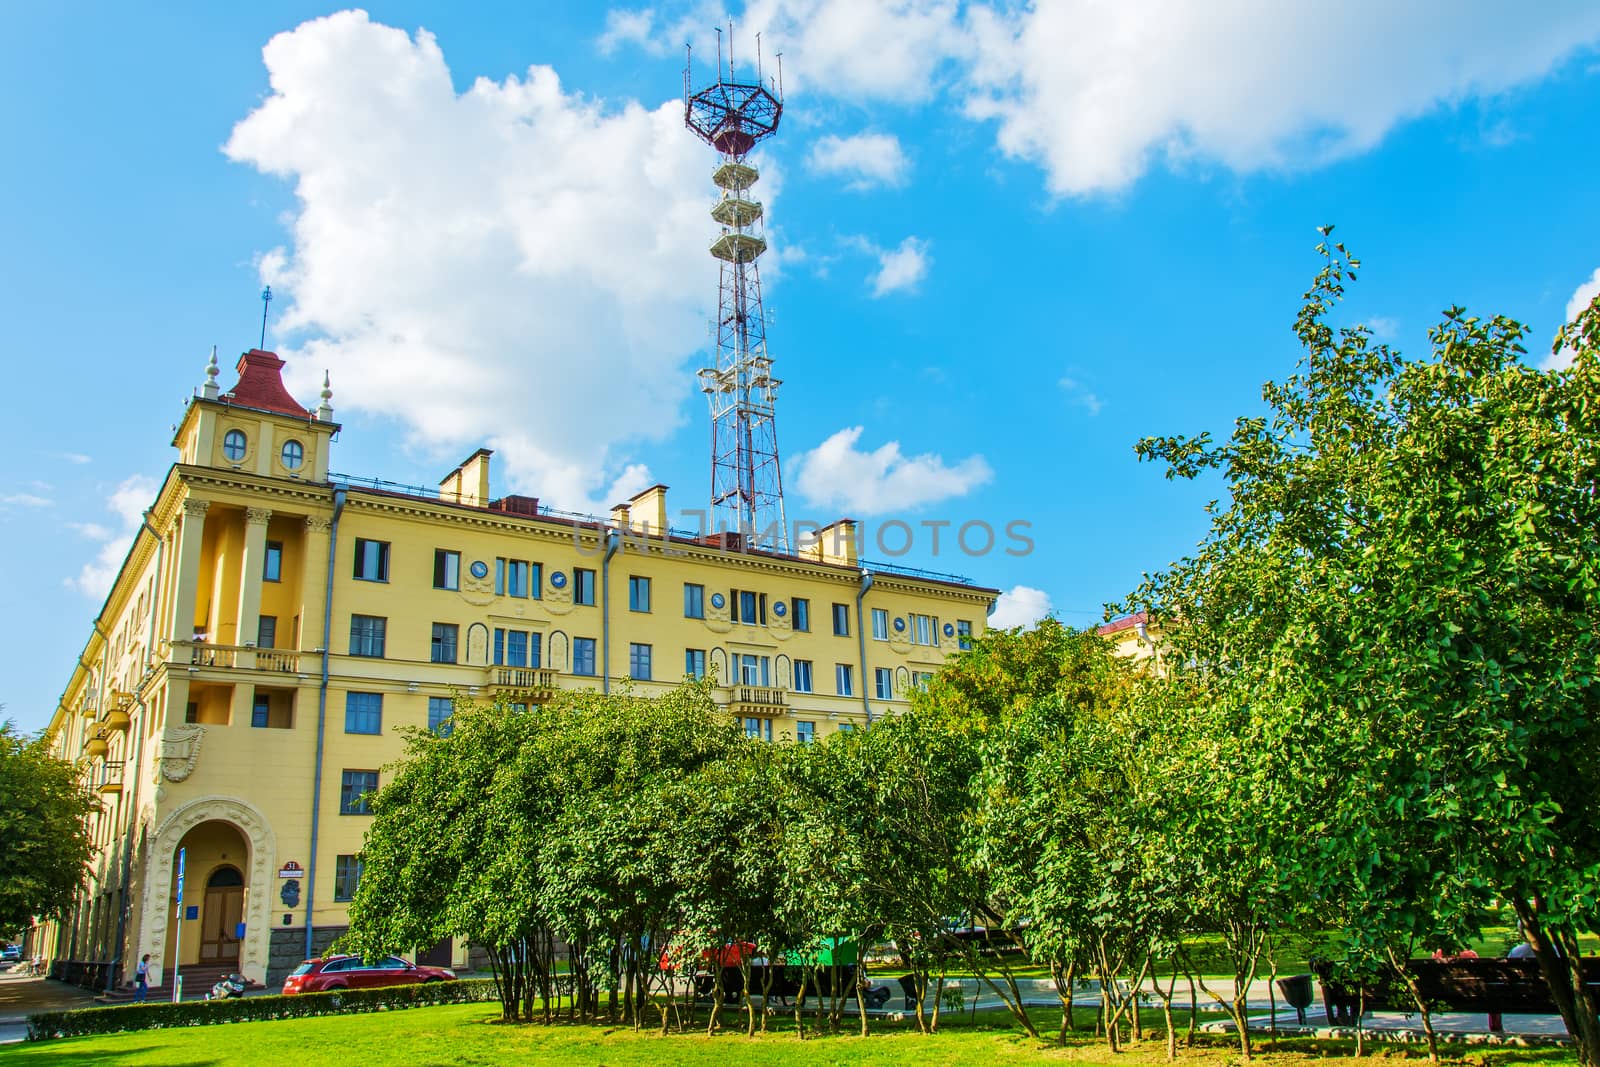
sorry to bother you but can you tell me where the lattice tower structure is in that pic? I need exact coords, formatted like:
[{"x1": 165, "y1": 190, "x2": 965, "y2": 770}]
[{"x1": 685, "y1": 50, "x2": 788, "y2": 550}]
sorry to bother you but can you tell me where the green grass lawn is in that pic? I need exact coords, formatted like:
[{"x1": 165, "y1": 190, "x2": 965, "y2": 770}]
[{"x1": 0, "y1": 1001, "x2": 1583, "y2": 1067}]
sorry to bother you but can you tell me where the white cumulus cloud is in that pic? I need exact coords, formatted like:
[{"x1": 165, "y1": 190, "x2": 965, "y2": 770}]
[
  {"x1": 1546, "y1": 266, "x2": 1600, "y2": 370},
  {"x1": 69, "y1": 476, "x2": 158, "y2": 600},
  {"x1": 863, "y1": 236, "x2": 930, "y2": 297},
  {"x1": 225, "y1": 10, "x2": 737, "y2": 511},
  {"x1": 989, "y1": 584, "x2": 1053, "y2": 629},
  {"x1": 792, "y1": 425, "x2": 991, "y2": 514},
  {"x1": 607, "y1": 2, "x2": 1600, "y2": 197},
  {"x1": 807, "y1": 132, "x2": 911, "y2": 189}
]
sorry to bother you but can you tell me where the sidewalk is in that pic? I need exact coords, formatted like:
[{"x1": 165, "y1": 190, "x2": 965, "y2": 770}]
[{"x1": 0, "y1": 971, "x2": 101, "y2": 1044}]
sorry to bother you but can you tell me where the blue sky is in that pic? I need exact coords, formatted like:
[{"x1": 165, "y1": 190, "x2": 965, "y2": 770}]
[{"x1": 3, "y1": 3, "x2": 1599, "y2": 734}]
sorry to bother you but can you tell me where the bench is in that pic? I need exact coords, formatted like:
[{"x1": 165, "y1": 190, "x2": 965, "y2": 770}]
[{"x1": 1311, "y1": 957, "x2": 1600, "y2": 1032}]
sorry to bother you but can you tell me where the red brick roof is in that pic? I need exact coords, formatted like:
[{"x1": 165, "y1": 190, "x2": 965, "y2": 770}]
[
  {"x1": 1097, "y1": 611, "x2": 1147, "y2": 637},
  {"x1": 220, "y1": 349, "x2": 308, "y2": 418}
]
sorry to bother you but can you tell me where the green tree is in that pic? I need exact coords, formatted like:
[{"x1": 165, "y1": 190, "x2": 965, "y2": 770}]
[
  {"x1": 0, "y1": 720, "x2": 97, "y2": 936},
  {"x1": 1129, "y1": 231, "x2": 1600, "y2": 1066}
]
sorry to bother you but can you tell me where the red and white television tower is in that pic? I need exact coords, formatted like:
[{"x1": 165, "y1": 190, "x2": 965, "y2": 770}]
[{"x1": 685, "y1": 31, "x2": 788, "y2": 550}]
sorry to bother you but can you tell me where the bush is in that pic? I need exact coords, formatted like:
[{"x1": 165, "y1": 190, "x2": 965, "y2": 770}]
[{"x1": 27, "y1": 977, "x2": 498, "y2": 1041}]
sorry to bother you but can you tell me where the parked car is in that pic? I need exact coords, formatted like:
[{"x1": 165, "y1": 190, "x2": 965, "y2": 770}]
[
  {"x1": 281, "y1": 954, "x2": 455, "y2": 994},
  {"x1": 0, "y1": 944, "x2": 22, "y2": 964}
]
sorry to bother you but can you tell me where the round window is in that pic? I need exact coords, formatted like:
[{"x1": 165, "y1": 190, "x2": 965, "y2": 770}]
[
  {"x1": 222, "y1": 429, "x2": 247, "y2": 462},
  {"x1": 280, "y1": 440, "x2": 305, "y2": 471}
]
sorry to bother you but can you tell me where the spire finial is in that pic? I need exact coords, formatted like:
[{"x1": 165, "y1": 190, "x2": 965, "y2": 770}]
[
  {"x1": 316, "y1": 369, "x2": 334, "y2": 421},
  {"x1": 202, "y1": 345, "x2": 220, "y2": 399},
  {"x1": 260, "y1": 285, "x2": 273, "y2": 349}
]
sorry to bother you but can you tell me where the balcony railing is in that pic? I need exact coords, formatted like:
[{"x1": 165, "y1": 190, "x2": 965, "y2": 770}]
[
  {"x1": 729, "y1": 686, "x2": 788, "y2": 712},
  {"x1": 83, "y1": 725, "x2": 111, "y2": 760},
  {"x1": 489, "y1": 666, "x2": 557, "y2": 690},
  {"x1": 96, "y1": 760, "x2": 124, "y2": 794},
  {"x1": 173, "y1": 641, "x2": 301, "y2": 673}
]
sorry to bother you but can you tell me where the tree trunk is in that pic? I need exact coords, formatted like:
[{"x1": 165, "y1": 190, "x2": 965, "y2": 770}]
[
  {"x1": 1385, "y1": 945, "x2": 1438, "y2": 1063},
  {"x1": 1051, "y1": 959, "x2": 1077, "y2": 1044},
  {"x1": 1516, "y1": 903, "x2": 1600, "y2": 1067},
  {"x1": 858, "y1": 957, "x2": 871, "y2": 1038}
]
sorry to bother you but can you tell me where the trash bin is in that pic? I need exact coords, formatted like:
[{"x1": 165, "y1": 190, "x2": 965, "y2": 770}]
[{"x1": 1277, "y1": 974, "x2": 1315, "y2": 1024}]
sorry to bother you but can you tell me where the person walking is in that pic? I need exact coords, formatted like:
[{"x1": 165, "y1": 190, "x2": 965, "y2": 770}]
[{"x1": 134, "y1": 954, "x2": 150, "y2": 1002}]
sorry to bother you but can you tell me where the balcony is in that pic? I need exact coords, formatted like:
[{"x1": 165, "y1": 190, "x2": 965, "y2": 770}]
[
  {"x1": 727, "y1": 686, "x2": 788, "y2": 716},
  {"x1": 174, "y1": 641, "x2": 301, "y2": 674},
  {"x1": 103, "y1": 691, "x2": 133, "y2": 731},
  {"x1": 83, "y1": 725, "x2": 111, "y2": 760},
  {"x1": 78, "y1": 692, "x2": 98, "y2": 718},
  {"x1": 96, "y1": 760, "x2": 124, "y2": 794},
  {"x1": 485, "y1": 666, "x2": 557, "y2": 704}
]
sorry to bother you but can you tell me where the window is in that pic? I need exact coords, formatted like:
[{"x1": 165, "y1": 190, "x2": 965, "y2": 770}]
[
  {"x1": 793, "y1": 660, "x2": 814, "y2": 693},
  {"x1": 573, "y1": 569, "x2": 596, "y2": 606},
  {"x1": 430, "y1": 622, "x2": 458, "y2": 664},
  {"x1": 222, "y1": 429, "x2": 247, "y2": 461},
  {"x1": 344, "y1": 692, "x2": 382, "y2": 735},
  {"x1": 685, "y1": 648, "x2": 707, "y2": 680},
  {"x1": 795, "y1": 720, "x2": 816, "y2": 744},
  {"x1": 875, "y1": 667, "x2": 894, "y2": 700},
  {"x1": 251, "y1": 696, "x2": 270, "y2": 729},
  {"x1": 572, "y1": 637, "x2": 596, "y2": 676},
  {"x1": 496, "y1": 558, "x2": 531, "y2": 598},
  {"x1": 281, "y1": 439, "x2": 304, "y2": 471},
  {"x1": 353, "y1": 539, "x2": 389, "y2": 582},
  {"x1": 792, "y1": 598, "x2": 810, "y2": 632},
  {"x1": 911, "y1": 671, "x2": 934, "y2": 691},
  {"x1": 629, "y1": 643, "x2": 652, "y2": 680},
  {"x1": 838, "y1": 722, "x2": 855, "y2": 733},
  {"x1": 349, "y1": 614, "x2": 386, "y2": 658},
  {"x1": 731, "y1": 589, "x2": 766, "y2": 625},
  {"x1": 493, "y1": 629, "x2": 542, "y2": 668},
  {"x1": 629, "y1": 576, "x2": 651, "y2": 613},
  {"x1": 871, "y1": 608, "x2": 889, "y2": 641},
  {"x1": 257, "y1": 615, "x2": 277, "y2": 649},
  {"x1": 683, "y1": 583, "x2": 705, "y2": 619},
  {"x1": 832, "y1": 603, "x2": 850, "y2": 637},
  {"x1": 736, "y1": 654, "x2": 770, "y2": 687},
  {"x1": 263, "y1": 541, "x2": 283, "y2": 582},
  {"x1": 835, "y1": 664, "x2": 854, "y2": 697},
  {"x1": 433, "y1": 550, "x2": 460, "y2": 590},
  {"x1": 957, "y1": 620, "x2": 973, "y2": 650},
  {"x1": 339, "y1": 770, "x2": 378, "y2": 815},
  {"x1": 185, "y1": 701, "x2": 199, "y2": 725},
  {"x1": 428, "y1": 696, "x2": 453, "y2": 737},
  {"x1": 743, "y1": 717, "x2": 773, "y2": 742},
  {"x1": 333, "y1": 855, "x2": 363, "y2": 901},
  {"x1": 911, "y1": 614, "x2": 938, "y2": 646}
]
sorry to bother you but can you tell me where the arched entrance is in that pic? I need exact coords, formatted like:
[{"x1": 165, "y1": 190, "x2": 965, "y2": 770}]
[
  {"x1": 199, "y1": 866, "x2": 244, "y2": 964},
  {"x1": 139, "y1": 798, "x2": 276, "y2": 987}
]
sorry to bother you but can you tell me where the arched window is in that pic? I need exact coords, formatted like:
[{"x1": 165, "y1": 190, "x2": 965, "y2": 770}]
[{"x1": 222, "y1": 430, "x2": 247, "y2": 462}]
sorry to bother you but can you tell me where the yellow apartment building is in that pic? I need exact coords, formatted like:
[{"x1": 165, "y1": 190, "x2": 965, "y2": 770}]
[{"x1": 30, "y1": 347, "x2": 997, "y2": 992}]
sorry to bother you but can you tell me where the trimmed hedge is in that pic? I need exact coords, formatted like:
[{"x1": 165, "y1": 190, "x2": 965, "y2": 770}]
[{"x1": 27, "y1": 977, "x2": 498, "y2": 1041}]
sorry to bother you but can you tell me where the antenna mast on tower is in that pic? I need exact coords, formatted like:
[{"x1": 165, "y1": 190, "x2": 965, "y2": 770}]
[{"x1": 685, "y1": 29, "x2": 788, "y2": 550}]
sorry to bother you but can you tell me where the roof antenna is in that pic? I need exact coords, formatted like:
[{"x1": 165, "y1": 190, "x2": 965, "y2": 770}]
[
  {"x1": 259, "y1": 285, "x2": 273, "y2": 349},
  {"x1": 715, "y1": 26, "x2": 723, "y2": 84}
]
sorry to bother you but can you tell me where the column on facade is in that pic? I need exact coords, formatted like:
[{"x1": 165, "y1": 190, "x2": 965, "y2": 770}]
[
  {"x1": 299, "y1": 515, "x2": 333, "y2": 652},
  {"x1": 237, "y1": 507, "x2": 272, "y2": 656},
  {"x1": 168, "y1": 500, "x2": 209, "y2": 644}
]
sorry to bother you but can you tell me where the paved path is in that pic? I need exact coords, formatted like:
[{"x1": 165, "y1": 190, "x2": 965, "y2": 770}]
[{"x1": 0, "y1": 971, "x2": 100, "y2": 1044}]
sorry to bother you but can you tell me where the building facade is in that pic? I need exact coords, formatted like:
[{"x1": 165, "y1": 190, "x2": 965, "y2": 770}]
[{"x1": 33, "y1": 348, "x2": 997, "y2": 990}]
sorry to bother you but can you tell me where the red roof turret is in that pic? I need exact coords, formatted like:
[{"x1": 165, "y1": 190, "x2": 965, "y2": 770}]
[{"x1": 220, "y1": 349, "x2": 309, "y2": 418}]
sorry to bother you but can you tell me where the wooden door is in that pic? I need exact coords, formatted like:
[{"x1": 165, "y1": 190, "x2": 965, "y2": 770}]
[{"x1": 199, "y1": 886, "x2": 243, "y2": 963}]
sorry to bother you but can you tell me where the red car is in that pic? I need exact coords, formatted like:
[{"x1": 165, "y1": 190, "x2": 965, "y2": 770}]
[{"x1": 282, "y1": 954, "x2": 456, "y2": 994}]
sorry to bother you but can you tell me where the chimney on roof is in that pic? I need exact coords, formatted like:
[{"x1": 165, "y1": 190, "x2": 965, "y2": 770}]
[
  {"x1": 803, "y1": 518, "x2": 858, "y2": 567},
  {"x1": 440, "y1": 449, "x2": 492, "y2": 507},
  {"x1": 629, "y1": 485, "x2": 670, "y2": 534}
]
